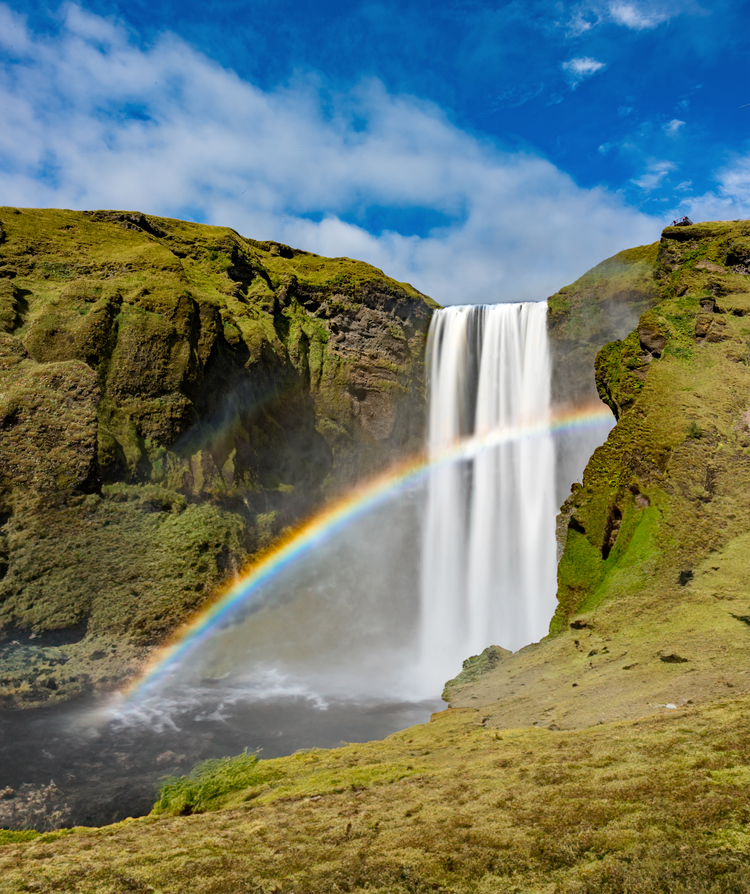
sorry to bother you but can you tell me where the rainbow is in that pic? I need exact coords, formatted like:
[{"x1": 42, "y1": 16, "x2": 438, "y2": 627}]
[{"x1": 126, "y1": 402, "x2": 613, "y2": 701}]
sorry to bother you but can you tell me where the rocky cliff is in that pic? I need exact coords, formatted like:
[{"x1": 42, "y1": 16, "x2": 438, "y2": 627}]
[
  {"x1": 0, "y1": 208, "x2": 436, "y2": 707},
  {"x1": 555, "y1": 219, "x2": 750, "y2": 628},
  {"x1": 547, "y1": 241, "x2": 659, "y2": 409}
]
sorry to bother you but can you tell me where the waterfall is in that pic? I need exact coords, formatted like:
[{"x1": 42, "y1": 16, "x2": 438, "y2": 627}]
[{"x1": 420, "y1": 302, "x2": 558, "y2": 681}]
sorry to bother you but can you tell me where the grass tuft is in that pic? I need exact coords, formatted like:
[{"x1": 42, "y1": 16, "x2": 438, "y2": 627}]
[{"x1": 154, "y1": 752, "x2": 270, "y2": 815}]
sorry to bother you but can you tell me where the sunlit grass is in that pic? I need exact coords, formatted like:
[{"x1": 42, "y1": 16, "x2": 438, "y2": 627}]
[{"x1": 5, "y1": 702, "x2": 750, "y2": 892}]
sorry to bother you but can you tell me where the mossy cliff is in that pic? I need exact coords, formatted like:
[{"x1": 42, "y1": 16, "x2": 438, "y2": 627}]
[
  {"x1": 554, "y1": 219, "x2": 750, "y2": 628},
  {"x1": 0, "y1": 208, "x2": 436, "y2": 707},
  {"x1": 442, "y1": 220, "x2": 750, "y2": 734}
]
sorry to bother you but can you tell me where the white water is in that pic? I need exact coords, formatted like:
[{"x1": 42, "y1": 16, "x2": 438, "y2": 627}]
[{"x1": 420, "y1": 302, "x2": 558, "y2": 682}]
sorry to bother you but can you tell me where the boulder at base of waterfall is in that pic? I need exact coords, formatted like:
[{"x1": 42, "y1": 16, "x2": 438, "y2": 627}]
[{"x1": 442, "y1": 645, "x2": 511, "y2": 702}]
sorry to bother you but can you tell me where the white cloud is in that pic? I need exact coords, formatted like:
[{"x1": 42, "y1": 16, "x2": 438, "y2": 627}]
[
  {"x1": 717, "y1": 156, "x2": 750, "y2": 201},
  {"x1": 0, "y1": 4, "x2": 32, "y2": 54},
  {"x1": 663, "y1": 119, "x2": 686, "y2": 137},
  {"x1": 0, "y1": 3, "x2": 660, "y2": 305},
  {"x1": 631, "y1": 160, "x2": 676, "y2": 191},
  {"x1": 608, "y1": 2, "x2": 669, "y2": 29},
  {"x1": 562, "y1": 56, "x2": 606, "y2": 87},
  {"x1": 565, "y1": 11, "x2": 599, "y2": 36}
]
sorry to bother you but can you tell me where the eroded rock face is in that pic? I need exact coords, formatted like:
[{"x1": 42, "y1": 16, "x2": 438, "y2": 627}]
[
  {"x1": 0, "y1": 360, "x2": 100, "y2": 494},
  {"x1": 0, "y1": 207, "x2": 437, "y2": 706}
]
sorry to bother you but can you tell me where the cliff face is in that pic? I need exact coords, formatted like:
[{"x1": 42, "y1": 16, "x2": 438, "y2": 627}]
[
  {"x1": 555, "y1": 219, "x2": 750, "y2": 628},
  {"x1": 0, "y1": 208, "x2": 436, "y2": 706}
]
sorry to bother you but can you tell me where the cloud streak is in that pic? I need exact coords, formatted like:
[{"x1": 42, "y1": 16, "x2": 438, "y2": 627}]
[
  {"x1": 679, "y1": 152, "x2": 750, "y2": 222},
  {"x1": 562, "y1": 56, "x2": 607, "y2": 87},
  {"x1": 631, "y1": 160, "x2": 677, "y2": 191},
  {"x1": 608, "y1": 2, "x2": 670, "y2": 30},
  {"x1": 0, "y1": 3, "x2": 661, "y2": 305},
  {"x1": 663, "y1": 119, "x2": 686, "y2": 137}
]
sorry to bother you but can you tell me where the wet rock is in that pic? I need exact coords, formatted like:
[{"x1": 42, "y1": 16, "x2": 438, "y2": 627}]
[
  {"x1": 638, "y1": 316, "x2": 668, "y2": 356},
  {"x1": 695, "y1": 314, "x2": 729, "y2": 342},
  {"x1": 0, "y1": 782, "x2": 70, "y2": 832},
  {"x1": 695, "y1": 260, "x2": 725, "y2": 273}
]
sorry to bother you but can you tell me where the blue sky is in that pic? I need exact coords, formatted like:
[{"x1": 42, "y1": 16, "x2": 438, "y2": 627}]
[{"x1": 0, "y1": 0, "x2": 748, "y2": 304}]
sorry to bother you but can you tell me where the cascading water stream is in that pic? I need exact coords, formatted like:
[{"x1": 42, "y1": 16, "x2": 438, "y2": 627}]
[{"x1": 420, "y1": 302, "x2": 558, "y2": 681}]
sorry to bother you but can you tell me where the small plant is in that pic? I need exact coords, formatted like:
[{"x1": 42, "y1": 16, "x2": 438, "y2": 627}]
[
  {"x1": 0, "y1": 829, "x2": 42, "y2": 844},
  {"x1": 686, "y1": 420, "x2": 704, "y2": 439},
  {"x1": 154, "y1": 751, "x2": 269, "y2": 816}
]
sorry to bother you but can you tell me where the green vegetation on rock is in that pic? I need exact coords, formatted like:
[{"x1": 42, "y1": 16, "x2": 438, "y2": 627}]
[
  {"x1": 554, "y1": 219, "x2": 750, "y2": 631},
  {"x1": 0, "y1": 208, "x2": 436, "y2": 706}
]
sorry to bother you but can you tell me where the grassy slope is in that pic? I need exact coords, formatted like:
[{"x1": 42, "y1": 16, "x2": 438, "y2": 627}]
[
  {"x1": 0, "y1": 208, "x2": 435, "y2": 707},
  {"x1": 4, "y1": 701, "x2": 750, "y2": 892}
]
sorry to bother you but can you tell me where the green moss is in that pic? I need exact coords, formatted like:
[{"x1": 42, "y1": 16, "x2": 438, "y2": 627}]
[
  {"x1": 0, "y1": 830, "x2": 41, "y2": 844},
  {"x1": 554, "y1": 528, "x2": 603, "y2": 623},
  {"x1": 578, "y1": 503, "x2": 661, "y2": 614},
  {"x1": 154, "y1": 753, "x2": 276, "y2": 815},
  {"x1": 556, "y1": 218, "x2": 750, "y2": 624},
  {"x1": 442, "y1": 645, "x2": 510, "y2": 700},
  {"x1": 154, "y1": 747, "x2": 418, "y2": 817}
]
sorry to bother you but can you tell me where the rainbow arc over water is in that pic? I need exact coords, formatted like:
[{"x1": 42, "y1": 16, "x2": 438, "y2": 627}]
[{"x1": 126, "y1": 402, "x2": 613, "y2": 701}]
